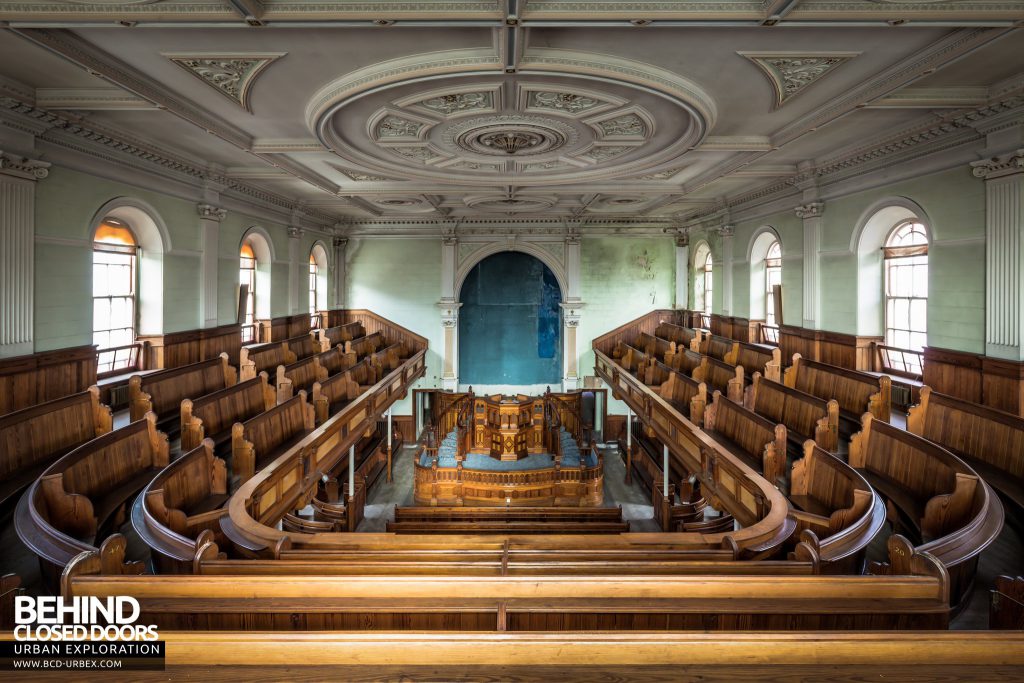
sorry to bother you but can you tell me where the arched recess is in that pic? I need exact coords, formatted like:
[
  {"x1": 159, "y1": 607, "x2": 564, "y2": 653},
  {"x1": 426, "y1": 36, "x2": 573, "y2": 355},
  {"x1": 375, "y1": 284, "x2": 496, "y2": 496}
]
[
  {"x1": 692, "y1": 240, "x2": 712, "y2": 314},
  {"x1": 748, "y1": 228, "x2": 781, "y2": 323},
  {"x1": 455, "y1": 242, "x2": 568, "y2": 301},
  {"x1": 458, "y1": 251, "x2": 563, "y2": 387},
  {"x1": 852, "y1": 198, "x2": 932, "y2": 337},
  {"x1": 88, "y1": 198, "x2": 170, "y2": 336},
  {"x1": 241, "y1": 227, "x2": 275, "y2": 320},
  {"x1": 309, "y1": 241, "x2": 330, "y2": 313}
]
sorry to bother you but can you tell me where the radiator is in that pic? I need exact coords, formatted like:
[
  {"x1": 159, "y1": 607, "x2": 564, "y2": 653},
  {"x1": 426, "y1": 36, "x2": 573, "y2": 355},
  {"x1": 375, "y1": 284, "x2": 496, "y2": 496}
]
[
  {"x1": 889, "y1": 383, "x2": 912, "y2": 410},
  {"x1": 107, "y1": 383, "x2": 131, "y2": 411}
]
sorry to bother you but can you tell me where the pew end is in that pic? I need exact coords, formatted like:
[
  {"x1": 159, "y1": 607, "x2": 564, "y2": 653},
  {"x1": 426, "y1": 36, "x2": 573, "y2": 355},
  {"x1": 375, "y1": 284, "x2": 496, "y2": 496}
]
[
  {"x1": 727, "y1": 366, "x2": 744, "y2": 404},
  {"x1": 922, "y1": 472, "x2": 978, "y2": 540},
  {"x1": 276, "y1": 364, "x2": 294, "y2": 404},
  {"x1": 868, "y1": 534, "x2": 951, "y2": 610},
  {"x1": 219, "y1": 352, "x2": 238, "y2": 387},
  {"x1": 87, "y1": 385, "x2": 113, "y2": 436},
  {"x1": 238, "y1": 347, "x2": 257, "y2": 382},
  {"x1": 232, "y1": 422, "x2": 256, "y2": 484},
  {"x1": 60, "y1": 533, "x2": 144, "y2": 598}
]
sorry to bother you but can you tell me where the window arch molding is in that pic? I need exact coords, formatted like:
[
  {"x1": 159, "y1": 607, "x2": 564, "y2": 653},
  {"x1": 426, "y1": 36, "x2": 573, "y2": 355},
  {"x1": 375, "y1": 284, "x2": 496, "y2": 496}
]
[
  {"x1": 239, "y1": 227, "x2": 275, "y2": 323},
  {"x1": 853, "y1": 197, "x2": 932, "y2": 337},
  {"x1": 692, "y1": 240, "x2": 713, "y2": 315},
  {"x1": 309, "y1": 241, "x2": 330, "y2": 320},
  {"x1": 88, "y1": 198, "x2": 170, "y2": 336},
  {"x1": 747, "y1": 228, "x2": 782, "y2": 325}
]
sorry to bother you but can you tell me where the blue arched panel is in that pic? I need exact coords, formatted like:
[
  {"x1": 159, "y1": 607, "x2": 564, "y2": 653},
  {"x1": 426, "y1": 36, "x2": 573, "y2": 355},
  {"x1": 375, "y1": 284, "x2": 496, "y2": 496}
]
[{"x1": 458, "y1": 251, "x2": 562, "y2": 385}]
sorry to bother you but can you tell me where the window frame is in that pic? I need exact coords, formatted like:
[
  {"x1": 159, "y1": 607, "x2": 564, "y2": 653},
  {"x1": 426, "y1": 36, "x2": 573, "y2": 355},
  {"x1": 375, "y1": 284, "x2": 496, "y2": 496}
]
[
  {"x1": 92, "y1": 221, "x2": 139, "y2": 376},
  {"x1": 240, "y1": 242, "x2": 258, "y2": 344},
  {"x1": 764, "y1": 240, "x2": 782, "y2": 327},
  {"x1": 883, "y1": 220, "x2": 929, "y2": 364}
]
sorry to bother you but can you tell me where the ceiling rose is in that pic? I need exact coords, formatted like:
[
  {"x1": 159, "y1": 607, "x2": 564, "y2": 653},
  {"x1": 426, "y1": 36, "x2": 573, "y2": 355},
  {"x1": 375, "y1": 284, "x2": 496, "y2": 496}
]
[{"x1": 310, "y1": 51, "x2": 714, "y2": 185}]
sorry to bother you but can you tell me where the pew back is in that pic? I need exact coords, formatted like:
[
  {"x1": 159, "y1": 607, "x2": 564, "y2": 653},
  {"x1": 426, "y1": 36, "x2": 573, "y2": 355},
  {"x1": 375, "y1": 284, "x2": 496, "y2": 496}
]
[
  {"x1": 704, "y1": 391, "x2": 786, "y2": 485},
  {"x1": 232, "y1": 391, "x2": 315, "y2": 482},
  {"x1": 747, "y1": 372, "x2": 839, "y2": 451},
  {"x1": 784, "y1": 354, "x2": 890, "y2": 423},
  {"x1": 129, "y1": 353, "x2": 235, "y2": 422},
  {"x1": 180, "y1": 373, "x2": 275, "y2": 451},
  {"x1": 239, "y1": 342, "x2": 296, "y2": 381}
]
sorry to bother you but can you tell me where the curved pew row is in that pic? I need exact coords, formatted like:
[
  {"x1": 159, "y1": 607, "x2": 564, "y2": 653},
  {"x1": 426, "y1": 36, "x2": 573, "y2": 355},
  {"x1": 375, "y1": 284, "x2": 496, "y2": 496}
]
[
  {"x1": 849, "y1": 413, "x2": 1004, "y2": 609},
  {"x1": 132, "y1": 440, "x2": 227, "y2": 573},
  {"x1": 703, "y1": 390, "x2": 786, "y2": 488},
  {"x1": 239, "y1": 341, "x2": 295, "y2": 381},
  {"x1": 0, "y1": 386, "x2": 112, "y2": 509},
  {"x1": 232, "y1": 390, "x2": 316, "y2": 483},
  {"x1": 14, "y1": 413, "x2": 168, "y2": 586},
  {"x1": 318, "y1": 321, "x2": 365, "y2": 349},
  {"x1": 908, "y1": 386, "x2": 1024, "y2": 518},
  {"x1": 219, "y1": 349, "x2": 427, "y2": 554},
  {"x1": 654, "y1": 321, "x2": 700, "y2": 349},
  {"x1": 787, "y1": 441, "x2": 886, "y2": 574},
  {"x1": 128, "y1": 353, "x2": 236, "y2": 432},
  {"x1": 594, "y1": 350, "x2": 794, "y2": 558},
  {"x1": 63, "y1": 536, "x2": 952, "y2": 630},
  {"x1": 180, "y1": 372, "x2": 276, "y2": 452},
  {"x1": 784, "y1": 353, "x2": 891, "y2": 432},
  {"x1": 746, "y1": 372, "x2": 839, "y2": 453}
]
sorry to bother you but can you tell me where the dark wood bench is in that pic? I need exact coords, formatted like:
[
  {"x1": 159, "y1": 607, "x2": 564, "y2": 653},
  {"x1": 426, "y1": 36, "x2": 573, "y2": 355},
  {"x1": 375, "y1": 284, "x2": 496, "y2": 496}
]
[
  {"x1": 132, "y1": 439, "x2": 228, "y2": 573},
  {"x1": 726, "y1": 341, "x2": 782, "y2": 383},
  {"x1": 285, "y1": 332, "x2": 320, "y2": 361},
  {"x1": 694, "y1": 356, "x2": 744, "y2": 404},
  {"x1": 346, "y1": 331, "x2": 385, "y2": 359},
  {"x1": 703, "y1": 390, "x2": 786, "y2": 486},
  {"x1": 746, "y1": 371, "x2": 839, "y2": 452},
  {"x1": 654, "y1": 321, "x2": 699, "y2": 349},
  {"x1": 369, "y1": 341, "x2": 407, "y2": 374},
  {"x1": 128, "y1": 353, "x2": 236, "y2": 431},
  {"x1": 664, "y1": 346, "x2": 703, "y2": 376},
  {"x1": 634, "y1": 332, "x2": 675, "y2": 362},
  {"x1": 787, "y1": 441, "x2": 885, "y2": 574},
  {"x1": 232, "y1": 390, "x2": 316, "y2": 483},
  {"x1": 311, "y1": 363, "x2": 364, "y2": 424},
  {"x1": 0, "y1": 386, "x2": 112, "y2": 508},
  {"x1": 275, "y1": 354, "x2": 328, "y2": 403},
  {"x1": 784, "y1": 353, "x2": 891, "y2": 433},
  {"x1": 645, "y1": 360, "x2": 708, "y2": 425},
  {"x1": 239, "y1": 341, "x2": 296, "y2": 381},
  {"x1": 14, "y1": 413, "x2": 168, "y2": 584},
  {"x1": 317, "y1": 345, "x2": 358, "y2": 376},
  {"x1": 698, "y1": 333, "x2": 736, "y2": 362},
  {"x1": 991, "y1": 575, "x2": 1024, "y2": 629},
  {"x1": 318, "y1": 321, "x2": 365, "y2": 349},
  {"x1": 908, "y1": 386, "x2": 1024, "y2": 518},
  {"x1": 180, "y1": 372, "x2": 276, "y2": 452},
  {"x1": 850, "y1": 413, "x2": 1004, "y2": 609}
]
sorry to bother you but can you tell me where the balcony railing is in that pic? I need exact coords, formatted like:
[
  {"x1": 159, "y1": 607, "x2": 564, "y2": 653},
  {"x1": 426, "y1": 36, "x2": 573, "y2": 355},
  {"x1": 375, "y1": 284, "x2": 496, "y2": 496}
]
[
  {"x1": 874, "y1": 343, "x2": 924, "y2": 380},
  {"x1": 96, "y1": 342, "x2": 143, "y2": 378}
]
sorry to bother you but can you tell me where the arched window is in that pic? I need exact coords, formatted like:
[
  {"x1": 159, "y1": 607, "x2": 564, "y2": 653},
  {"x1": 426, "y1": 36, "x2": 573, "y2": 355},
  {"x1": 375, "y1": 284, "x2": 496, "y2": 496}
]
[
  {"x1": 695, "y1": 248, "x2": 713, "y2": 315},
  {"x1": 93, "y1": 219, "x2": 138, "y2": 374},
  {"x1": 884, "y1": 221, "x2": 929, "y2": 357},
  {"x1": 240, "y1": 242, "x2": 258, "y2": 343},
  {"x1": 764, "y1": 241, "x2": 782, "y2": 326},
  {"x1": 309, "y1": 244, "x2": 328, "y2": 328}
]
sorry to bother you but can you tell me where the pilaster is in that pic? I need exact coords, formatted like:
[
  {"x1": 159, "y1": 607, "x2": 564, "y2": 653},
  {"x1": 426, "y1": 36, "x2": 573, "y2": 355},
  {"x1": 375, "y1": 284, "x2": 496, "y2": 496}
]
[
  {"x1": 972, "y1": 148, "x2": 1024, "y2": 360},
  {"x1": 795, "y1": 201, "x2": 825, "y2": 330},
  {"x1": 718, "y1": 223, "x2": 734, "y2": 316},
  {"x1": 197, "y1": 203, "x2": 226, "y2": 328},
  {"x1": 0, "y1": 150, "x2": 49, "y2": 358},
  {"x1": 287, "y1": 225, "x2": 303, "y2": 315},
  {"x1": 674, "y1": 231, "x2": 689, "y2": 310},
  {"x1": 332, "y1": 235, "x2": 348, "y2": 310},
  {"x1": 560, "y1": 302, "x2": 583, "y2": 391},
  {"x1": 439, "y1": 228, "x2": 460, "y2": 390}
]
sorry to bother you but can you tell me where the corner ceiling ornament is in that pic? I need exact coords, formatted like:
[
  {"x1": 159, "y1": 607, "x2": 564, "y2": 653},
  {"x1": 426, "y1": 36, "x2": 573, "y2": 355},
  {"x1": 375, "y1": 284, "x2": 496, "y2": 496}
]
[
  {"x1": 738, "y1": 52, "x2": 859, "y2": 108},
  {"x1": 165, "y1": 53, "x2": 285, "y2": 113}
]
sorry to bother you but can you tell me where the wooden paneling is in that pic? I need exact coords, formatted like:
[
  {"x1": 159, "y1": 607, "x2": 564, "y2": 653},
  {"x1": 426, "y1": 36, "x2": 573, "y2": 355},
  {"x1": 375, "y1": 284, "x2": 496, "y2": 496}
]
[
  {"x1": 139, "y1": 324, "x2": 242, "y2": 369},
  {"x1": 982, "y1": 356, "x2": 1024, "y2": 417},
  {"x1": 923, "y1": 347, "x2": 1024, "y2": 417},
  {"x1": 0, "y1": 345, "x2": 96, "y2": 415}
]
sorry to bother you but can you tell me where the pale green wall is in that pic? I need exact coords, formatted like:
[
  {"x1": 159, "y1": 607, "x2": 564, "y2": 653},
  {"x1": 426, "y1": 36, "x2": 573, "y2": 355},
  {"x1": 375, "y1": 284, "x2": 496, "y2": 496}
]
[{"x1": 33, "y1": 165, "x2": 336, "y2": 351}]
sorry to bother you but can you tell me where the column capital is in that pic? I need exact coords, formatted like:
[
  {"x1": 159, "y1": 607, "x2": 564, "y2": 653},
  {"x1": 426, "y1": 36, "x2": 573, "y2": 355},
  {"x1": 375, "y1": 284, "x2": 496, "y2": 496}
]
[
  {"x1": 717, "y1": 223, "x2": 735, "y2": 238},
  {"x1": 559, "y1": 301, "x2": 584, "y2": 327},
  {"x1": 333, "y1": 236, "x2": 349, "y2": 249},
  {"x1": 971, "y1": 149, "x2": 1024, "y2": 180},
  {"x1": 0, "y1": 150, "x2": 50, "y2": 181},
  {"x1": 438, "y1": 300, "x2": 462, "y2": 327},
  {"x1": 674, "y1": 230, "x2": 689, "y2": 248},
  {"x1": 794, "y1": 202, "x2": 825, "y2": 219},
  {"x1": 196, "y1": 203, "x2": 227, "y2": 221},
  {"x1": 287, "y1": 226, "x2": 304, "y2": 239}
]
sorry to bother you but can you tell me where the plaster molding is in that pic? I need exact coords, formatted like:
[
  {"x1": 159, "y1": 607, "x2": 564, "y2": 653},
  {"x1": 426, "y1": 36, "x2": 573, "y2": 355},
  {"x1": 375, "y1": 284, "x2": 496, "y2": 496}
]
[
  {"x1": 794, "y1": 202, "x2": 824, "y2": 219},
  {"x1": 197, "y1": 203, "x2": 227, "y2": 221},
  {"x1": 739, "y1": 52, "x2": 859, "y2": 108},
  {"x1": 0, "y1": 149, "x2": 50, "y2": 180},
  {"x1": 165, "y1": 53, "x2": 286, "y2": 113},
  {"x1": 971, "y1": 149, "x2": 1024, "y2": 180}
]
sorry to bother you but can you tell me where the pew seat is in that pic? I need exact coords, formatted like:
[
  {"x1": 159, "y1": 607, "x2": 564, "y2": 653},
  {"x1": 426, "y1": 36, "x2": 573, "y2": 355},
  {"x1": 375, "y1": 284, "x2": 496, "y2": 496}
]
[
  {"x1": 231, "y1": 390, "x2": 316, "y2": 483},
  {"x1": 908, "y1": 386, "x2": 1024, "y2": 516},
  {"x1": 239, "y1": 341, "x2": 296, "y2": 381},
  {"x1": 703, "y1": 390, "x2": 786, "y2": 486},
  {"x1": 180, "y1": 372, "x2": 276, "y2": 452},
  {"x1": 0, "y1": 386, "x2": 112, "y2": 508}
]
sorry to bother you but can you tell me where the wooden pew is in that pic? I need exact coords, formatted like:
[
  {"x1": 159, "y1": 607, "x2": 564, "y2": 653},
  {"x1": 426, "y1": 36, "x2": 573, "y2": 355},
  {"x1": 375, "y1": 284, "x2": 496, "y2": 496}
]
[
  {"x1": 908, "y1": 386, "x2": 1024, "y2": 517},
  {"x1": 991, "y1": 576, "x2": 1024, "y2": 629},
  {"x1": 784, "y1": 353, "x2": 891, "y2": 430},
  {"x1": 726, "y1": 341, "x2": 782, "y2": 383},
  {"x1": 319, "y1": 321, "x2": 365, "y2": 350},
  {"x1": 703, "y1": 390, "x2": 786, "y2": 486},
  {"x1": 285, "y1": 332, "x2": 319, "y2": 361},
  {"x1": 347, "y1": 331, "x2": 385, "y2": 360},
  {"x1": 850, "y1": 414, "x2": 1004, "y2": 608},
  {"x1": 180, "y1": 373, "x2": 276, "y2": 452},
  {"x1": 654, "y1": 321, "x2": 699, "y2": 349},
  {"x1": 0, "y1": 386, "x2": 112, "y2": 508},
  {"x1": 317, "y1": 345, "x2": 358, "y2": 376},
  {"x1": 232, "y1": 390, "x2": 316, "y2": 483},
  {"x1": 664, "y1": 346, "x2": 703, "y2": 376},
  {"x1": 787, "y1": 441, "x2": 885, "y2": 574},
  {"x1": 645, "y1": 360, "x2": 708, "y2": 425},
  {"x1": 132, "y1": 439, "x2": 228, "y2": 573},
  {"x1": 694, "y1": 356, "x2": 744, "y2": 404},
  {"x1": 369, "y1": 341, "x2": 407, "y2": 374},
  {"x1": 62, "y1": 536, "x2": 952, "y2": 630},
  {"x1": 746, "y1": 371, "x2": 839, "y2": 452},
  {"x1": 311, "y1": 364, "x2": 364, "y2": 424},
  {"x1": 275, "y1": 354, "x2": 328, "y2": 402},
  {"x1": 14, "y1": 413, "x2": 168, "y2": 584},
  {"x1": 387, "y1": 506, "x2": 629, "y2": 534},
  {"x1": 634, "y1": 332, "x2": 675, "y2": 362},
  {"x1": 128, "y1": 353, "x2": 236, "y2": 429},
  {"x1": 239, "y1": 341, "x2": 296, "y2": 381},
  {"x1": 698, "y1": 333, "x2": 735, "y2": 362}
]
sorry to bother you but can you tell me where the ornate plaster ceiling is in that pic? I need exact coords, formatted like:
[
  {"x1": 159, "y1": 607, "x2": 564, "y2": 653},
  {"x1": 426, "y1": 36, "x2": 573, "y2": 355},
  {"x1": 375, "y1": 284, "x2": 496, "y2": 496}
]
[{"x1": 0, "y1": 6, "x2": 1021, "y2": 230}]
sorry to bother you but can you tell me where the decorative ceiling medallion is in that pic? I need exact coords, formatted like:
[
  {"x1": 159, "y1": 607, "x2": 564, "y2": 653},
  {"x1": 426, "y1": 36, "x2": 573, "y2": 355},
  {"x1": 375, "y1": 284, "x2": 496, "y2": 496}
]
[
  {"x1": 417, "y1": 91, "x2": 493, "y2": 116},
  {"x1": 529, "y1": 91, "x2": 605, "y2": 115},
  {"x1": 595, "y1": 113, "x2": 647, "y2": 138},
  {"x1": 443, "y1": 115, "x2": 579, "y2": 158},
  {"x1": 388, "y1": 146, "x2": 443, "y2": 163},
  {"x1": 584, "y1": 145, "x2": 635, "y2": 163},
  {"x1": 464, "y1": 195, "x2": 558, "y2": 214},
  {"x1": 376, "y1": 115, "x2": 425, "y2": 139},
  {"x1": 443, "y1": 160, "x2": 505, "y2": 173},
  {"x1": 739, "y1": 52, "x2": 859, "y2": 108},
  {"x1": 587, "y1": 194, "x2": 652, "y2": 213},
  {"x1": 165, "y1": 53, "x2": 284, "y2": 113}
]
